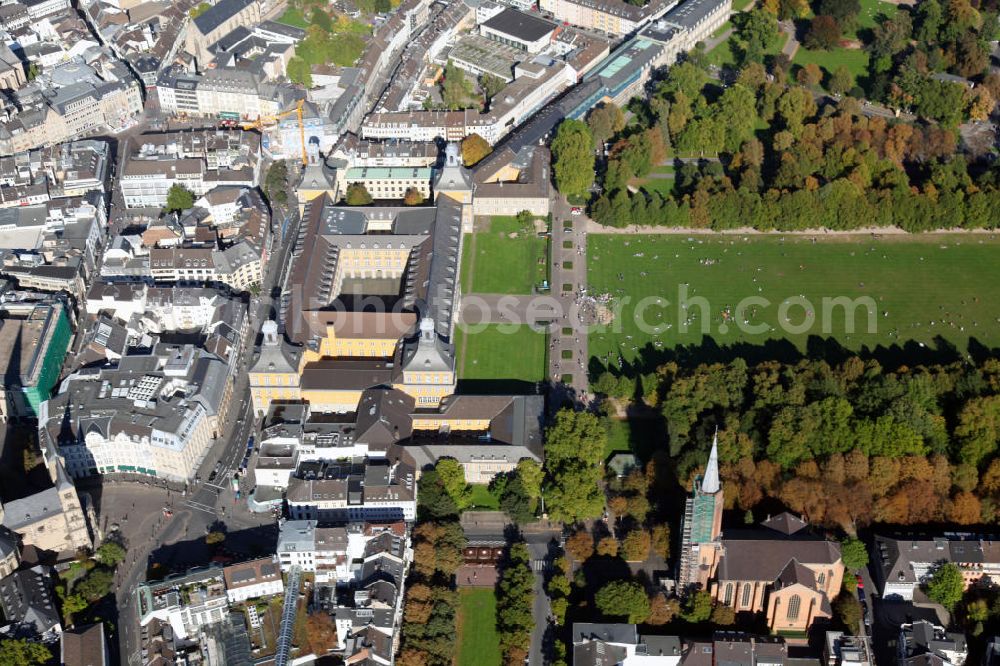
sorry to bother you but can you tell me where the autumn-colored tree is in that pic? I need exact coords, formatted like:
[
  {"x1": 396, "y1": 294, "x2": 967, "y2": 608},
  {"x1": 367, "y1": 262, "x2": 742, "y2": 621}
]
[
  {"x1": 461, "y1": 133, "x2": 492, "y2": 166},
  {"x1": 403, "y1": 187, "x2": 425, "y2": 206},
  {"x1": 710, "y1": 603, "x2": 736, "y2": 625},
  {"x1": 651, "y1": 524, "x2": 670, "y2": 560},
  {"x1": 397, "y1": 648, "x2": 431, "y2": 666},
  {"x1": 804, "y1": 15, "x2": 841, "y2": 50},
  {"x1": 796, "y1": 63, "x2": 823, "y2": 88},
  {"x1": 948, "y1": 491, "x2": 982, "y2": 524},
  {"x1": 980, "y1": 458, "x2": 1000, "y2": 494},
  {"x1": 596, "y1": 536, "x2": 619, "y2": 558},
  {"x1": 303, "y1": 612, "x2": 338, "y2": 656},
  {"x1": 608, "y1": 495, "x2": 628, "y2": 522},
  {"x1": 565, "y1": 530, "x2": 594, "y2": 561},
  {"x1": 621, "y1": 530, "x2": 651, "y2": 561},
  {"x1": 646, "y1": 593, "x2": 680, "y2": 625},
  {"x1": 967, "y1": 87, "x2": 996, "y2": 122},
  {"x1": 404, "y1": 583, "x2": 434, "y2": 624}
]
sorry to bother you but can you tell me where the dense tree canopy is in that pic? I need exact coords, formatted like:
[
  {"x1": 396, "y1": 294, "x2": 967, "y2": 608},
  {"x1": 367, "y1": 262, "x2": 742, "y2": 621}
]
[
  {"x1": 926, "y1": 562, "x2": 965, "y2": 610},
  {"x1": 543, "y1": 409, "x2": 607, "y2": 523},
  {"x1": 460, "y1": 133, "x2": 491, "y2": 167},
  {"x1": 595, "y1": 355, "x2": 1000, "y2": 532},
  {"x1": 165, "y1": 185, "x2": 194, "y2": 213},
  {"x1": 0, "y1": 639, "x2": 50, "y2": 666},
  {"x1": 595, "y1": 580, "x2": 651, "y2": 623},
  {"x1": 497, "y1": 543, "x2": 534, "y2": 661},
  {"x1": 551, "y1": 120, "x2": 595, "y2": 199}
]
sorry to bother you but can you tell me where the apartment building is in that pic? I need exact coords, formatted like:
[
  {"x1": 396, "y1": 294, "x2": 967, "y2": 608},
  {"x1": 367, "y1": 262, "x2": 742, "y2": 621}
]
[
  {"x1": 0, "y1": 198, "x2": 106, "y2": 300},
  {"x1": 0, "y1": 301, "x2": 71, "y2": 420},
  {"x1": 119, "y1": 130, "x2": 260, "y2": 208},
  {"x1": 0, "y1": 565, "x2": 61, "y2": 639},
  {"x1": 222, "y1": 557, "x2": 284, "y2": 603},
  {"x1": 285, "y1": 459, "x2": 417, "y2": 523},
  {"x1": 136, "y1": 567, "x2": 230, "y2": 640},
  {"x1": 874, "y1": 534, "x2": 1000, "y2": 601},
  {"x1": 39, "y1": 343, "x2": 233, "y2": 483},
  {"x1": 156, "y1": 67, "x2": 300, "y2": 121}
]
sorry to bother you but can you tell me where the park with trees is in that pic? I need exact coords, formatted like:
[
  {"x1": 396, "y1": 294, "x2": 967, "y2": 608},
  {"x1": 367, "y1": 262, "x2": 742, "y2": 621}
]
[{"x1": 547, "y1": 0, "x2": 1000, "y2": 233}]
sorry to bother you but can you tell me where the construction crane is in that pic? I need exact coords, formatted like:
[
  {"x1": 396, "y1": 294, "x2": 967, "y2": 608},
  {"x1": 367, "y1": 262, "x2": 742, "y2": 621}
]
[{"x1": 240, "y1": 99, "x2": 308, "y2": 167}]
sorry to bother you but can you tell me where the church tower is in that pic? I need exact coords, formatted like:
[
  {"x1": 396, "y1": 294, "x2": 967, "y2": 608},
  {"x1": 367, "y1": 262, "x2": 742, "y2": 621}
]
[{"x1": 678, "y1": 431, "x2": 724, "y2": 589}]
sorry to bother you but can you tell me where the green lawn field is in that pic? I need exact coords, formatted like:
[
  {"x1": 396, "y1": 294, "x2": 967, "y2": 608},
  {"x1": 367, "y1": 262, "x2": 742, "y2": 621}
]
[
  {"x1": 853, "y1": 0, "x2": 897, "y2": 38},
  {"x1": 456, "y1": 324, "x2": 548, "y2": 382},
  {"x1": 462, "y1": 216, "x2": 548, "y2": 294},
  {"x1": 792, "y1": 44, "x2": 869, "y2": 82},
  {"x1": 603, "y1": 417, "x2": 667, "y2": 460},
  {"x1": 637, "y1": 178, "x2": 674, "y2": 197},
  {"x1": 706, "y1": 31, "x2": 789, "y2": 69},
  {"x1": 587, "y1": 234, "x2": 1000, "y2": 369},
  {"x1": 468, "y1": 484, "x2": 500, "y2": 510},
  {"x1": 276, "y1": 7, "x2": 309, "y2": 28},
  {"x1": 456, "y1": 588, "x2": 501, "y2": 666}
]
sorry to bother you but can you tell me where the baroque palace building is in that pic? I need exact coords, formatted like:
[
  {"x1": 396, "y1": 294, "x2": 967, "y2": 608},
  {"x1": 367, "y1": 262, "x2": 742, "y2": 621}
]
[
  {"x1": 249, "y1": 143, "x2": 473, "y2": 415},
  {"x1": 248, "y1": 143, "x2": 545, "y2": 485}
]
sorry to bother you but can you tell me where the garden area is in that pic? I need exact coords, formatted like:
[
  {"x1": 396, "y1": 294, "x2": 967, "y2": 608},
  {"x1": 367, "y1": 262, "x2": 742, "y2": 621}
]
[
  {"x1": 276, "y1": 0, "x2": 371, "y2": 84},
  {"x1": 461, "y1": 215, "x2": 549, "y2": 295},
  {"x1": 786, "y1": 0, "x2": 899, "y2": 90},
  {"x1": 468, "y1": 483, "x2": 500, "y2": 510},
  {"x1": 456, "y1": 588, "x2": 502, "y2": 666},
  {"x1": 587, "y1": 233, "x2": 1000, "y2": 368}
]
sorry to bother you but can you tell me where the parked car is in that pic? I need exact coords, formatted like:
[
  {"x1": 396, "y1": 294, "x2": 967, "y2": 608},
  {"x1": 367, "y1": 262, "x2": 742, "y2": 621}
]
[{"x1": 571, "y1": 207, "x2": 582, "y2": 216}]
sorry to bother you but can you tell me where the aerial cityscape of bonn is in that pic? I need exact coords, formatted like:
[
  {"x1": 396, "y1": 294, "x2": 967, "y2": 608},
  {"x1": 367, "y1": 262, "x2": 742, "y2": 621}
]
[{"x1": 1, "y1": 0, "x2": 1000, "y2": 663}]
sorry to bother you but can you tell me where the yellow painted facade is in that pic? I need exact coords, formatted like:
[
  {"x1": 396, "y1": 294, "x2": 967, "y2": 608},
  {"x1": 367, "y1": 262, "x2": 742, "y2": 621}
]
[
  {"x1": 300, "y1": 325, "x2": 400, "y2": 362},
  {"x1": 412, "y1": 417, "x2": 491, "y2": 431},
  {"x1": 300, "y1": 388, "x2": 369, "y2": 411}
]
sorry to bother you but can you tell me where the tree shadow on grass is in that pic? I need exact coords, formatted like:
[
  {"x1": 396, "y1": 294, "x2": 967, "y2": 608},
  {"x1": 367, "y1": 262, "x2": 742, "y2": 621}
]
[{"x1": 589, "y1": 333, "x2": 980, "y2": 378}]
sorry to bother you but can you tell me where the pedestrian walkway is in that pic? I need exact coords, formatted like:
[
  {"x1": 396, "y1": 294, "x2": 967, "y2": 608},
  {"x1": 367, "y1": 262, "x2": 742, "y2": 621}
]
[
  {"x1": 275, "y1": 566, "x2": 300, "y2": 666},
  {"x1": 546, "y1": 198, "x2": 591, "y2": 406}
]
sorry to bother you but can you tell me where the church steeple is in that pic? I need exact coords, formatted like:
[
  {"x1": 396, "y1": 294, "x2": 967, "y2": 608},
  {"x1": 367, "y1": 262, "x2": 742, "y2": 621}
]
[
  {"x1": 678, "y1": 429, "x2": 726, "y2": 588},
  {"x1": 701, "y1": 430, "x2": 720, "y2": 494}
]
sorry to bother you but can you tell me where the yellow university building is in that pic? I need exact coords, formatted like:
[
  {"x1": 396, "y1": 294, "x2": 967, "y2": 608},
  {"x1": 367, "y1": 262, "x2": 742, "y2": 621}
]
[
  {"x1": 249, "y1": 143, "x2": 546, "y2": 482},
  {"x1": 250, "y1": 144, "x2": 476, "y2": 416}
]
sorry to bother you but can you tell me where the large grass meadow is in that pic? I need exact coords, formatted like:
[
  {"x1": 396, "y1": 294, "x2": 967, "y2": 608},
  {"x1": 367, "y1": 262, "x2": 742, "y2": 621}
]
[{"x1": 587, "y1": 234, "x2": 1000, "y2": 369}]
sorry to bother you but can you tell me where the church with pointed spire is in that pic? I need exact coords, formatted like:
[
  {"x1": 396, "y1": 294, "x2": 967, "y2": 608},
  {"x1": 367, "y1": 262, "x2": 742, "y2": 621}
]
[
  {"x1": 678, "y1": 432, "x2": 725, "y2": 589},
  {"x1": 676, "y1": 429, "x2": 847, "y2": 635}
]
